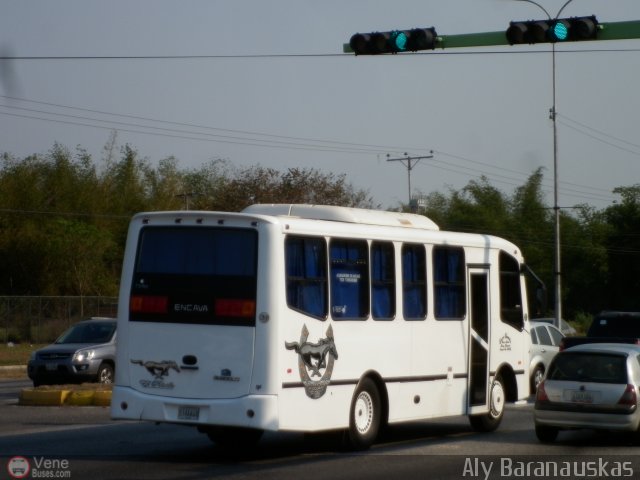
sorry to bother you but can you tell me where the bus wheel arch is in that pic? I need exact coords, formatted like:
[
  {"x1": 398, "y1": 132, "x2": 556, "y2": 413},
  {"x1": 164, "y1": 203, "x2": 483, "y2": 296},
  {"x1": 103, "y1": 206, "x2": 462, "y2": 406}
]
[
  {"x1": 469, "y1": 365, "x2": 514, "y2": 433},
  {"x1": 496, "y1": 364, "x2": 518, "y2": 402},
  {"x1": 346, "y1": 372, "x2": 388, "y2": 450}
]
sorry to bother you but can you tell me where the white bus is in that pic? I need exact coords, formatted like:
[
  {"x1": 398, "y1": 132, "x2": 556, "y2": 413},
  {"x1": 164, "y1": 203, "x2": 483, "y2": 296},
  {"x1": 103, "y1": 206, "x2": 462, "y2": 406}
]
[{"x1": 111, "y1": 204, "x2": 535, "y2": 449}]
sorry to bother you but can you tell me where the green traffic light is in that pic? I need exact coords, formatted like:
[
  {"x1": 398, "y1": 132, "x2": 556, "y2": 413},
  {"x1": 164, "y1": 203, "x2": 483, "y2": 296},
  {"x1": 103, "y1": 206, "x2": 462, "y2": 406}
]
[
  {"x1": 392, "y1": 31, "x2": 408, "y2": 51},
  {"x1": 553, "y1": 22, "x2": 568, "y2": 41}
]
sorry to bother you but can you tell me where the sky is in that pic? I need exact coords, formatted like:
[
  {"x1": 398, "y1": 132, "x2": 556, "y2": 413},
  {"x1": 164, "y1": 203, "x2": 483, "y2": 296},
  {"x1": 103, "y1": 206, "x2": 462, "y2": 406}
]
[{"x1": 1, "y1": 0, "x2": 639, "y2": 211}]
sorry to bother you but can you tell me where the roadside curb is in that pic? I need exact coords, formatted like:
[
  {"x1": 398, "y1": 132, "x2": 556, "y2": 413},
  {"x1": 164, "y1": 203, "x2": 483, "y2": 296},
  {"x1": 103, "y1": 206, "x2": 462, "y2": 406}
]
[{"x1": 18, "y1": 387, "x2": 112, "y2": 407}]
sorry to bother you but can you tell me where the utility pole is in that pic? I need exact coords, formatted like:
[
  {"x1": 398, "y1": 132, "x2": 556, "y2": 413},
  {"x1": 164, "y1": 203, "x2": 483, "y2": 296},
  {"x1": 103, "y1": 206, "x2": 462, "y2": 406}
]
[
  {"x1": 386, "y1": 152, "x2": 434, "y2": 208},
  {"x1": 175, "y1": 192, "x2": 198, "y2": 210}
]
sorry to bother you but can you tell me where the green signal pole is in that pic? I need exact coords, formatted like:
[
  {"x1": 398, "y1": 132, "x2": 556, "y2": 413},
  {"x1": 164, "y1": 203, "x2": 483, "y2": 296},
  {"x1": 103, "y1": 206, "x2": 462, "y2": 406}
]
[
  {"x1": 344, "y1": 17, "x2": 640, "y2": 326},
  {"x1": 343, "y1": 20, "x2": 640, "y2": 52}
]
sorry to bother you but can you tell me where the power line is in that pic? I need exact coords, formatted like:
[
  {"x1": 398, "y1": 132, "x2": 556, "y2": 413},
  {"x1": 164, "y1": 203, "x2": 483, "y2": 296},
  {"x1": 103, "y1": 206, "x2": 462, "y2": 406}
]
[
  {"x1": 0, "y1": 95, "x2": 628, "y2": 205},
  {"x1": 558, "y1": 114, "x2": 640, "y2": 156},
  {"x1": 0, "y1": 95, "x2": 410, "y2": 154},
  {"x1": 1, "y1": 48, "x2": 639, "y2": 61},
  {"x1": 0, "y1": 108, "x2": 393, "y2": 156}
]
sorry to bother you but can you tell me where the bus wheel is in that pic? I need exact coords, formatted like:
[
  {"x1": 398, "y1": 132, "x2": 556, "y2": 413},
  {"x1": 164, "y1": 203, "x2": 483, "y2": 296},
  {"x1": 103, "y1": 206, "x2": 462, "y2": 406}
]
[
  {"x1": 469, "y1": 375, "x2": 505, "y2": 432},
  {"x1": 348, "y1": 378, "x2": 381, "y2": 450},
  {"x1": 204, "y1": 426, "x2": 263, "y2": 449}
]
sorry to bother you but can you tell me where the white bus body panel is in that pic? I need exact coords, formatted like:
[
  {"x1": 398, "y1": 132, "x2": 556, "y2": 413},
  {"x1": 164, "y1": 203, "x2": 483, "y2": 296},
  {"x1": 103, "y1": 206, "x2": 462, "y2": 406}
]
[{"x1": 112, "y1": 207, "x2": 530, "y2": 434}]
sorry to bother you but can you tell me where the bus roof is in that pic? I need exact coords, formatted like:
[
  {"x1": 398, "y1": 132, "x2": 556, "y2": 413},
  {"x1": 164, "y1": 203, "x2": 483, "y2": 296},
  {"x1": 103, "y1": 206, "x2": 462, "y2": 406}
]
[{"x1": 242, "y1": 204, "x2": 440, "y2": 231}]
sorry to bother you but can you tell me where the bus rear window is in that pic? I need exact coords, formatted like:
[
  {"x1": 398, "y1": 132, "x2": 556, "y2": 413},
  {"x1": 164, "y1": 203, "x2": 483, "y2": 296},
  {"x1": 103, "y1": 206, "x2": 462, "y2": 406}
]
[
  {"x1": 131, "y1": 227, "x2": 257, "y2": 326},
  {"x1": 136, "y1": 228, "x2": 256, "y2": 276}
]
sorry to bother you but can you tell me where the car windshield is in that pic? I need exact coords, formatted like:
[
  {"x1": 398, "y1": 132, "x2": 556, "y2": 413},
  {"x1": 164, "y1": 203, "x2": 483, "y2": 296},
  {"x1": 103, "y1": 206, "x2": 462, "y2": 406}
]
[
  {"x1": 547, "y1": 352, "x2": 628, "y2": 384},
  {"x1": 55, "y1": 322, "x2": 116, "y2": 344}
]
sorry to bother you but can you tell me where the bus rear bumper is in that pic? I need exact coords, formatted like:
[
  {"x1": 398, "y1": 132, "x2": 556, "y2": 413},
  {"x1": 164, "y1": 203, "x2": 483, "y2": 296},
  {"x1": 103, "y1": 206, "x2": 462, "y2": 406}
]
[{"x1": 110, "y1": 386, "x2": 279, "y2": 431}]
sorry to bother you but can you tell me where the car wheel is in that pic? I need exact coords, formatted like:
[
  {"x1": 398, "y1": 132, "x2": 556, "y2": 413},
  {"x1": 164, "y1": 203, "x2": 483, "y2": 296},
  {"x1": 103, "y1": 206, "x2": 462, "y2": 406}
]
[
  {"x1": 531, "y1": 365, "x2": 545, "y2": 394},
  {"x1": 97, "y1": 363, "x2": 114, "y2": 384},
  {"x1": 535, "y1": 425, "x2": 559, "y2": 443},
  {"x1": 347, "y1": 377, "x2": 382, "y2": 450},
  {"x1": 469, "y1": 375, "x2": 505, "y2": 432}
]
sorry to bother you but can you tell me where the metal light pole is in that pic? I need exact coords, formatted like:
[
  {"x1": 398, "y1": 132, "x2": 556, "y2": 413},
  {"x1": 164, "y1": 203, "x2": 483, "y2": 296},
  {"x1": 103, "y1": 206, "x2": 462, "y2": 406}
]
[{"x1": 513, "y1": 0, "x2": 575, "y2": 329}]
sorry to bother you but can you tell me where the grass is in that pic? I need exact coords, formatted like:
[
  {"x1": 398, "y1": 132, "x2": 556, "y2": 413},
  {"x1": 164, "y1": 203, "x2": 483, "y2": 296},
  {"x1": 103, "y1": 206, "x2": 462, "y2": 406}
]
[
  {"x1": 0, "y1": 343, "x2": 42, "y2": 380},
  {"x1": 0, "y1": 343, "x2": 43, "y2": 366}
]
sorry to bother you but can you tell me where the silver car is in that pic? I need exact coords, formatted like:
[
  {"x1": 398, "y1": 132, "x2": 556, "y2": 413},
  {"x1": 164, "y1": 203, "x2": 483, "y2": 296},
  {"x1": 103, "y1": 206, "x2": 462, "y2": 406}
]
[
  {"x1": 28, "y1": 317, "x2": 116, "y2": 387},
  {"x1": 528, "y1": 320, "x2": 565, "y2": 393},
  {"x1": 534, "y1": 343, "x2": 640, "y2": 442}
]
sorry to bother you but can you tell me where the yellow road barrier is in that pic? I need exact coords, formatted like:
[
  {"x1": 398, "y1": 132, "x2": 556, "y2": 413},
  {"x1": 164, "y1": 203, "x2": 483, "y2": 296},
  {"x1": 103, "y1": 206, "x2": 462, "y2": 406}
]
[{"x1": 19, "y1": 388, "x2": 71, "y2": 406}]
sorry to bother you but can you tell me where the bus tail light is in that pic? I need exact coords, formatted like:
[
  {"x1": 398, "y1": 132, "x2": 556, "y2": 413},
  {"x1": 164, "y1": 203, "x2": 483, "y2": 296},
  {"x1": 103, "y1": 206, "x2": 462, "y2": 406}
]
[
  {"x1": 215, "y1": 299, "x2": 256, "y2": 318},
  {"x1": 130, "y1": 295, "x2": 169, "y2": 314}
]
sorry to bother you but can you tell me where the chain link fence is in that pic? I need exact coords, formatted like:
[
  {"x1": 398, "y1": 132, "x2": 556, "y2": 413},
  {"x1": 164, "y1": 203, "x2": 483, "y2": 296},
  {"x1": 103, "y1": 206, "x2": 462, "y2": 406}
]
[{"x1": 1, "y1": 296, "x2": 118, "y2": 344}]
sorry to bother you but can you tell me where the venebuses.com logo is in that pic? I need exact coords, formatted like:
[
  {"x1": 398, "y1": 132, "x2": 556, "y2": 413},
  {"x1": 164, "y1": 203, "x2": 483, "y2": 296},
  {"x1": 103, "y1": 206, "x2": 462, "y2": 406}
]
[
  {"x1": 7, "y1": 457, "x2": 30, "y2": 479},
  {"x1": 7, "y1": 456, "x2": 71, "y2": 479}
]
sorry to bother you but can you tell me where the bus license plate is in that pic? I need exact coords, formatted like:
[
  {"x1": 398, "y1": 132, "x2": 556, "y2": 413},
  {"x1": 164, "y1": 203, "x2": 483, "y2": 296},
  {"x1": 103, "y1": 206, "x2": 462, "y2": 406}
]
[
  {"x1": 571, "y1": 390, "x2": 594, "y2": 403},
  {"x1": 178, "y1": 406, "x2": 200, "y2": 421}
]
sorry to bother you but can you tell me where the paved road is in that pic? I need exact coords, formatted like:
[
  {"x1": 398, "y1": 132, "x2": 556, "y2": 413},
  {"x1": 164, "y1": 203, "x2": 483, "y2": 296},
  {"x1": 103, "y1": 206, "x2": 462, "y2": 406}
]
[
  {"x1": 0, "y1": 379, "x2": 30, "y2": 401},
  {"x1": 2, "y1": 380, "x2": 640, "y2": 480}
]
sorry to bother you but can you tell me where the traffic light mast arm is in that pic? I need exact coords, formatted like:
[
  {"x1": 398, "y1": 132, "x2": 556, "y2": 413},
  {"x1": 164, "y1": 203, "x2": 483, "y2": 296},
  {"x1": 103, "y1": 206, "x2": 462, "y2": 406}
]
[
  {"x1": 598, "y1": 20, "x2": 640, "y2": 41},
  {"x1": 438, "y1": 31, "x2": 506, "y2": 49},
  {"x1": 343, "y1": 20, "x2": 640, "y2": 53}
]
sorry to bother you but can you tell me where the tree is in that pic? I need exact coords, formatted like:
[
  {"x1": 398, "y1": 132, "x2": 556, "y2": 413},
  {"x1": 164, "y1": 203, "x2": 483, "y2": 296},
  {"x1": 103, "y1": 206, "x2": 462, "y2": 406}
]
[
  {"x1": 560, "y1": 206, "x2": 610, "y2": 316},
  {"x1": 210, "y1": 164, "x2": 374, "y2": 212},
  {"x1": 604, "y1": 185, "x2": 640, "y2": 310},
  {"x1": 43, "y1": 219, "x2": 118, "y2": 296}
]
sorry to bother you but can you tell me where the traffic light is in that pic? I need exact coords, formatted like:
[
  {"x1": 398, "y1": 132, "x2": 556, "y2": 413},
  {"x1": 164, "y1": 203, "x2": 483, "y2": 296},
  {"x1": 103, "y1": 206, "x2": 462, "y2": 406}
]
[
  {"x1": 506, "y1": 15, "x2": 599, "y2": 45},
  {"x1": 349, "y1": 27, "x2": 438, "y2": 55}
]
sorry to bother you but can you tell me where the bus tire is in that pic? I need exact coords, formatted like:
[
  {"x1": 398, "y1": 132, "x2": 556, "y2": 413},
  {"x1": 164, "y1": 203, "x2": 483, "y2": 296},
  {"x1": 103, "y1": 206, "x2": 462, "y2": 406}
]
[
  {"x1": 348, "y1": 377, "x2": 381, "y2": 450},
  {"x1": 469, "y1": 375, "x2": 505, "y2": 432},
  {"x1": 205, "y1": 426, "x2": 263, "y2": 450}
]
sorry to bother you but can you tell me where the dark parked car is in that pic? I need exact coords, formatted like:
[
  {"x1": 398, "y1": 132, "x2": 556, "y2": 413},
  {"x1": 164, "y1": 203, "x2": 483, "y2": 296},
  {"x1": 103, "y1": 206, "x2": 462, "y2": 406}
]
[
  {"x1": 560, "y1": 311, "x2": 640, "y2": 351},
  {"x1": 28, "y1": 318, "x2": 116, "y2": 386}
]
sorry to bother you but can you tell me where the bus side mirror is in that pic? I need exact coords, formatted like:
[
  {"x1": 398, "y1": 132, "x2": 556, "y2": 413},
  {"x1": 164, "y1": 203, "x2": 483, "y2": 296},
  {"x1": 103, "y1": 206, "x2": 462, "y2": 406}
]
[
  {"x1": 522, "y1": 263, "x2": 547, "y2": 316},
  {"x1": 536, "y1": 285, "x2": 548, "y2": 316}
]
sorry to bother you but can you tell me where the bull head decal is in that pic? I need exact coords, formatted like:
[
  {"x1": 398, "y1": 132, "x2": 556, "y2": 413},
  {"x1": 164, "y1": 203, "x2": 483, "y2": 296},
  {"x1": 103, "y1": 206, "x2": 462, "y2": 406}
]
[{"x1": 285, "y1": 324, "x2": 338, "y2": 399}]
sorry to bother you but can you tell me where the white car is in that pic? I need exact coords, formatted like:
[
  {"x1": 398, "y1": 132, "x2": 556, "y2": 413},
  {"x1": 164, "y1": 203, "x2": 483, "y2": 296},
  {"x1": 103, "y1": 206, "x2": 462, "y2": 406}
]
[
  {"x1": 528, "y1": 321, "x2": 565, "y2": 393},
  {"x1": 534, "y1": 343, "x2": 640, "y2": 443}
]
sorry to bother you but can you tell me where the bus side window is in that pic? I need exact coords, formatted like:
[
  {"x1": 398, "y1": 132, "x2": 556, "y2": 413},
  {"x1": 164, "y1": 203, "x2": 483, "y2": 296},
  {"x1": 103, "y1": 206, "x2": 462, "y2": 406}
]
[
  {"x1": 330, "y1": 239, "x2": 369, "y2": 320},
  {"x1": 285, "y1": 236, "x2": 328, "y2": 319},
  {"x1": 499, "y1": 250, "x2": 524, "y2": 330},
  {"x1": 402, "y1": 244, "x2": 426, "y2": 320},
  {"x1": 433, "y1": 246, "x2": 466, "y2": 320},
  {"x1": 371, "y1": 241, "x2": 395, "y2": 320}
]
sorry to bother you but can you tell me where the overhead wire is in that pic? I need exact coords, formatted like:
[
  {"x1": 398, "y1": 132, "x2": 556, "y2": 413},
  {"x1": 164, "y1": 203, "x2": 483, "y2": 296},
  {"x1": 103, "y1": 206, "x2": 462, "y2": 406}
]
[
  {"x1": 0, "y1": 94, "x2": 624, "y2": 205},
  {"x1": 2, "y1": 48, "x2": 640, "y2": 61}
]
